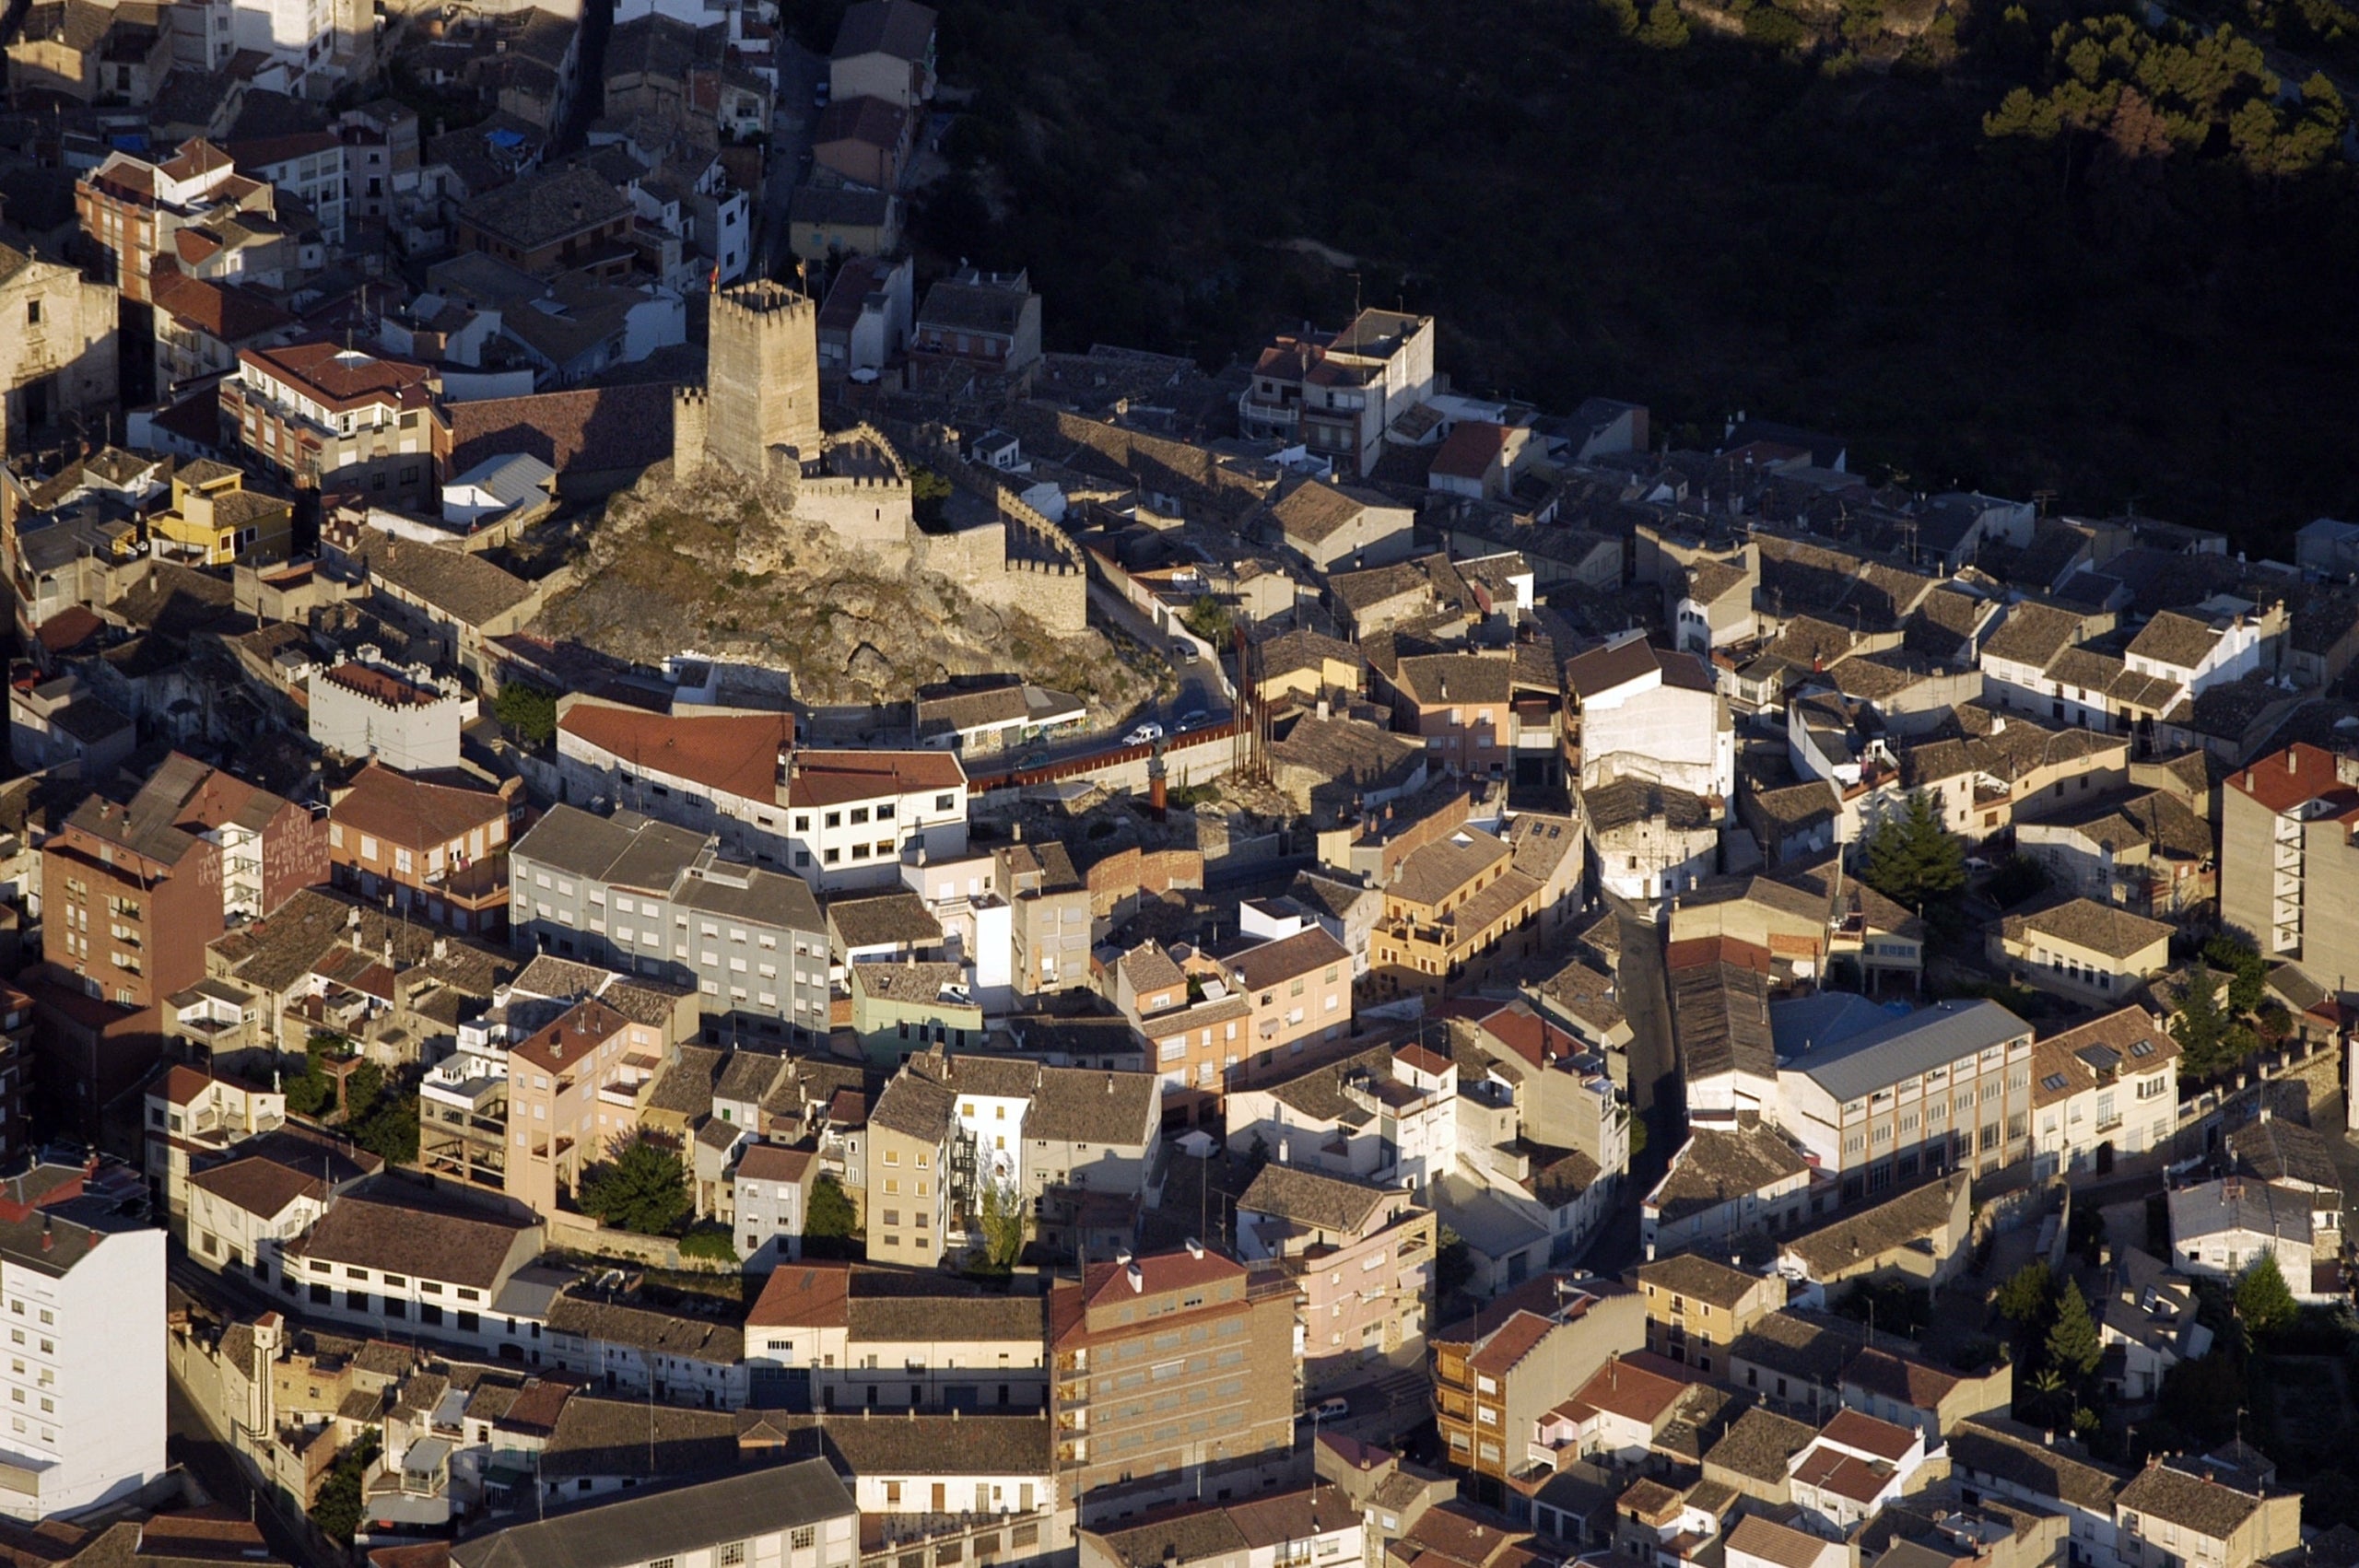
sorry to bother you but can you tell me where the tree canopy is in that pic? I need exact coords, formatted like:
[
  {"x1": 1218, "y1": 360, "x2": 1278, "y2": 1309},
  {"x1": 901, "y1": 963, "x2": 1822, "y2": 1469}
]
[
  {"x1": 1864, "y1": 792, "x2": 1967, "y2": 919},
  {"x1": 494, "y1": 682, "x2": 559, "y2": 745},
  {"x1": 2236, "y1": 1249, "x2": 2299, "y2": 1335},
  {"x1": 2046, "y1": 1278, "x2": 2103, "y2": 1378},
  {"x1": 579, "y1": 1137, "x2": 691, "y2": 1235}
]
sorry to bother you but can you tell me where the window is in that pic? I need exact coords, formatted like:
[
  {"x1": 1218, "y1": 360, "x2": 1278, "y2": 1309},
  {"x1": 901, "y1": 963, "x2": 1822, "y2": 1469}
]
[
  {"x1": 792, "y1": 1527, "x2": 817, "y2": 1550},
  {"x1": 24, "y1": 300, "x2": 38, "y2": 326}
]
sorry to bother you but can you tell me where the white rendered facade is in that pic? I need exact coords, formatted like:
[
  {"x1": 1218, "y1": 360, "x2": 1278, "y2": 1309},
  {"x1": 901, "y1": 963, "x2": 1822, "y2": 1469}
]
[{"x1": 0, "y1": 1223, "x2": 167, "y2": 1521}]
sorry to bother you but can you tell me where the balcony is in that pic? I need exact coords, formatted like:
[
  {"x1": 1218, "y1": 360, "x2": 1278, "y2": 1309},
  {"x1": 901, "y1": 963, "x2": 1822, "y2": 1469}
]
[{"x1": 1238, "y1": 392, "x2": 1300, "y2": 433}]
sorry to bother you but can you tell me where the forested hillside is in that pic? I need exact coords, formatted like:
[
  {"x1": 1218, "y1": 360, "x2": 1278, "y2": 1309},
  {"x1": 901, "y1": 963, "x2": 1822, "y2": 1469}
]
[{"x1": 842, "y1": 0, "x2": 2359, "y2": 546}]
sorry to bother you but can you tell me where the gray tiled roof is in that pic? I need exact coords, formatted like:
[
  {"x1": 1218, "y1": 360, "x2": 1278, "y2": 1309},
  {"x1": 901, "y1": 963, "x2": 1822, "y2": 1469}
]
[
  {"x1": 452, "y1": 1457, "x2": 852, "y2": 1568},
  {"x1": 1782, "y1": 1000, "x2": 2030, "y2": 1104}
]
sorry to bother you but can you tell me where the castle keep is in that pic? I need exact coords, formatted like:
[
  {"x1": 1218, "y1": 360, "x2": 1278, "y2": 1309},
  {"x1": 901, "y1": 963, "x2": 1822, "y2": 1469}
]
[{"x1": 672, "y1": 277, "x2": 1086, "y2": 635}]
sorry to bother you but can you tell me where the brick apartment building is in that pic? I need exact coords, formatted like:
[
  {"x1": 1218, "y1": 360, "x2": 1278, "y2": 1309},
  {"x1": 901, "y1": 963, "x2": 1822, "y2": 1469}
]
[
  {"x1": 35, "y1": 792, "x2": 225, "y2": 1128},
  {"x1": 1050, "y1": 1247, "x2": 1300, "y2": 1524},
  {"x1": 218, "y1": 341, "x2": 445, "y2": 505},
  {"x1": 327, "y1": 761, "x2": 521, "y2": 937}
]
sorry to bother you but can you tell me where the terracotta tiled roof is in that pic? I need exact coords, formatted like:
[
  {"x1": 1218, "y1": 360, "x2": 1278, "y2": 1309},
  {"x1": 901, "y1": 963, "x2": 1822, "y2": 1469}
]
[{"x1": 559, "y1": 704, "x2": 792, "y2": 802}]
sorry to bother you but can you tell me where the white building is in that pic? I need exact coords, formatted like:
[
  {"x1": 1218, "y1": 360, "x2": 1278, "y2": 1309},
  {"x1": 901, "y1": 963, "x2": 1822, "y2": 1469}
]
[
  {"x1": 308, "y1": 656, "x2": 471, "y2": 771},
  {"x1": 2167, "y1": 1176, "x2": 2334, "y2": 1301},
  {"x1": 451, "y1": 1457, "x2": 858, "y2": 1568},
  {"x1": 2122, "y1": 601, "x2": 2279, "y2": 698},
  {"x1": 0, "y1": 1163, "x2": 168, "y2": 1522},
  {"x1": 1567, "y1": 638, "x2": 1734, "y2": 802},
  {"x1": 782, "y1": 751, "x2": 970, "y2": 893}
]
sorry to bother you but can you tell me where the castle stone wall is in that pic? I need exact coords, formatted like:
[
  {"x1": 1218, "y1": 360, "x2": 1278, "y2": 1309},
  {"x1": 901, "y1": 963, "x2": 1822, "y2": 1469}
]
[{"x1": 703, "y1": 281, "x2": 821, "y2": 476}]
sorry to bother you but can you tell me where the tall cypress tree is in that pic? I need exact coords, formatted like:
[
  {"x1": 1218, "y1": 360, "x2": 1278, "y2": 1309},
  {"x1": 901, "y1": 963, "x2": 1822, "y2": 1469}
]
[{"x1": 2045, "y1": 1278, "x2": 2102, "y2": 1378}]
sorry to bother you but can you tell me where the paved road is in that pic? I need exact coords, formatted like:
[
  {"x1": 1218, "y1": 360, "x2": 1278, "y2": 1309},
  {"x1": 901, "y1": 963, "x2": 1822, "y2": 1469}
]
[
  {"x1": 1612, "y1": 895, "x2": 1679, "y2": 1180},
  {"x1": 759, "y1": 41, "x2": 827, "y2": 281}
]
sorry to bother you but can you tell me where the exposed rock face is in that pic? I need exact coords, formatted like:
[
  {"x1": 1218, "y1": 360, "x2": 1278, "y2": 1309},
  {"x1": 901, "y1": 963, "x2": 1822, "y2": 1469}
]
[{"x1": 533, "y1": 461, "x2": 1153, "y2": 715}]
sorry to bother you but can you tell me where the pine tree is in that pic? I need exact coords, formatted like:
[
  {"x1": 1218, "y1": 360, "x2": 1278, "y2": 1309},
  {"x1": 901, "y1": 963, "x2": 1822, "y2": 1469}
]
[
  {"x1": 2235, "y1": 1250, "x2": 2299, "y2": 1336},
  {"x1": 2170, "y1": 966, "x2": 2228, "y2": 1078},
  {"x1": 1865, "y1": 791, "x2": 1966, "y2": 913},
  {"x1": 2045, "y1": 1279, "x2": 2102, "y2": 1378},
  {"x1": 1997, "y1": 1261, "x2": 2052, "y2": 1325}
]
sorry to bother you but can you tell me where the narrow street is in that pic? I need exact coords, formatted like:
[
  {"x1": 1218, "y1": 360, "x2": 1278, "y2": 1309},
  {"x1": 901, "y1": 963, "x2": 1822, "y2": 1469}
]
[{"x1": 168, "y1": 1376, "x2": 335, "y2": 1568}]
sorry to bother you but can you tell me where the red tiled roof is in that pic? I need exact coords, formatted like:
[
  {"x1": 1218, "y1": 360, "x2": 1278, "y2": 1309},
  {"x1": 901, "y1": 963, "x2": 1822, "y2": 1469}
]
[
  {"x1": 35, "y1": 606, "x2": 102, "y2": 653},
  {"x1": 746, "y1": 1258, "x2": 851, "y2": 1328},
  {"x1": 1817, "y1": 1407, "x2": 1916, "y2": 1462},
  {"x1": 239, "y1": 341, "x2": 438, "y2": 413},
  {"x1": 559, "y1": 704, "x2": 793, "y2": 802},
  {"x1": 786, "y1": 749, "x2": 963, "y2": 806},
  {"x1": 1430, "y1": 421, "x2": 1509, "y2": 481},
  {"x1": 156, "y1": 1064, "x2": 215, "y2": 1106},
  {"x1": 443, "y1": 384, "x2": 676, "y2": 477},
  {"x1": 509, "y1": 999, "x2": 628, "y2": 1074},
  {"x1": 2228, "y1": 743, "x2": 2359, "y2": 817},
  {"x1": 1559, "y1": 1355, "x2": 1685, "y2": 1426},
  {"x1": 1474, "y1": 999, "x2": 1585, "y2": 1069},
  {"x1": 332, "y1": 762, "x2": 510, "y2": 852},
  {"x1": 734, "y1": 1144, "x2": 813, "y2": 1184},
  {"x1": 1665, "y1": 935, "x2": 1774, "y2": 973},
  {"x1": 1463, "y1": 1309, "x2": 1555, "y2": 1378},
  {"x1": 151, "y1": 267, "x2": 296, "y2": 344},
  {"x1": 158, "y1": 138, "x2": 232, "y2": 181}
]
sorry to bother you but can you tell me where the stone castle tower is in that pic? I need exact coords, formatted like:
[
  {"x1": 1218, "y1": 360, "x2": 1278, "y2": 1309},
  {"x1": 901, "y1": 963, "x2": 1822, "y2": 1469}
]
[{"x1": 674, "y1": 279, "x2": 822, "y2": 480}]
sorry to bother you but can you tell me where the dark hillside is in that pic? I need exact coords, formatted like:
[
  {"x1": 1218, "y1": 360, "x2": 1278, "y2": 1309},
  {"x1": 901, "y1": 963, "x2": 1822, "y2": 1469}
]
[{"x1": 893, "y1": 0, "x2": 2359, "y2": 548}]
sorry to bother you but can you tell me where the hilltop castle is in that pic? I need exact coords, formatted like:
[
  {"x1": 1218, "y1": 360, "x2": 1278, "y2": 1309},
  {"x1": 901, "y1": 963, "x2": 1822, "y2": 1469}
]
[{"x1": 672, "y1": 278, "x2": 1086, "y2": 633}]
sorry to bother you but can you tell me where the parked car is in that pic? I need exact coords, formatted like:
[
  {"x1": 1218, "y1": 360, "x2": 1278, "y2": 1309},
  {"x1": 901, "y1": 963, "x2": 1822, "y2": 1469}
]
[
  {"x1": 1170, "y1": 638, "x2": 1197, "y2": 661},
  {"x1": 1303, "y1": 1397, "x2": 1349, "y2": 1423},
  {"x1": 1175, "y1": 708, "x2": 1210, "y2": 731},
  {"x1": 1123, "y1": 722, "x2": 1166, "y2": 746},
  {"x1": 1015, "y1": 749, "x2": 1050, "y2": 769}
]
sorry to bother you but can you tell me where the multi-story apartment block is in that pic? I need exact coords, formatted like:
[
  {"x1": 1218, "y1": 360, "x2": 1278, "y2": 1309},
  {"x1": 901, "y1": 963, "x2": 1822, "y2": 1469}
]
[
  {"x1": 125, "y1": 752, "x2": 328, "y2": 925},
  {"x1": 2029, "y1": 1006, "x2": 2180, "y2": 1179},
  {"x1": 1049, "y1": 1247, "x2": 1300, "y2": 1523},
  {"x1": 36, "y1": 792, "x2": 226, "y2": 1124},
  {"x1": 225, "y1": 133, "x2": 346, "y2": 245},
  {"x1": 898, "y1": 834, "x2": 1091, "y2": 1007},
  {"x1": 76, "y1": 140, "x2": 266, "y2": 304},
  {"x1": 2220, "y1": 743, "x2": 2359, "y2": 970},
  {"x1": 1368, "y1": 831, "x2": 1543, "y2": 1003},
  {"x1": 784, "y1": 750, "x2": 971, "y2": 892},
  {"x1": 0, "y1": 1162, "x2": 167, "y2": 1522},
  {"x1": 327, "y1": 762, "x2": 521, "y2": 936},
  {"x1": 866, "y1": 1071, "x2": 955, "y2": 1268},
  {"x1": 1238, "y1": 310, "x2": 1436, "y2": 477},
  {"x1": 1774, "y1": 998, "x2": 2035, "y2": 1201},
  {"x1": 1429, "y1": 1272, "x2": 1643, "y2": 1506},
  {"x1": 499, "y1": 998, "x2": 651, "y2": 1218},
  {"x1": 218, "y1": 342, "x2": 444, "y2": 506},
  {"x1": 418, "y1": 959, "x2": 689, "y2": 1196},
  {"x1": 1631, "y1": 1254, "x2": 1784, "y2": 1376},
  {"x1": 1235, "y1": 1164, "x2": 1434, "y2": 1389},
  {"x1": 745, "y1": 1260, "x2": 1051, "y2": 1411},
  {"x1": 731, "y1": 1142, "x2": 814, "y2": 1268},
  {"x1": 450, "y1": 1457, "x2": 858, "y2": 1568},
  {"x1": 557, "y1": 702, "x2": 973, "y2": 890},
  {"x1": 307, "y1": 657, "x2": 472, "y2": 771},
  {"x1": 509, "y1": 804, "x2": 830, "y2": 1043}
]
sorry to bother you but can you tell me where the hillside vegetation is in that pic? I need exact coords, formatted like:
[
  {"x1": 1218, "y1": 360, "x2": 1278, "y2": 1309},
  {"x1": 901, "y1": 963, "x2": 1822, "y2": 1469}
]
[{"x1": 885, "y1": 0, "x2": 2359, "y2": 546}]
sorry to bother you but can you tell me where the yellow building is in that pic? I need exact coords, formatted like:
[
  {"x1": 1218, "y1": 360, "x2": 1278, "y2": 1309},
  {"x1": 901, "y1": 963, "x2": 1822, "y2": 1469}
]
[
  {"x1": 1369, "y1": 828, "x2": 1543, "y2": 1000},
  {"x1": 152, "y1": 460, "x2": 293, "y2": 566}
]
